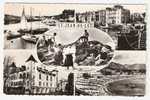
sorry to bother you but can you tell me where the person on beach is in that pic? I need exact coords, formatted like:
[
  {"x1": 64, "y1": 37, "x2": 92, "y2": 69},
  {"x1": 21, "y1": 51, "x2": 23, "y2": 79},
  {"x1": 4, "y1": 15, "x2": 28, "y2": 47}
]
[
  {"x1": 95, "y1": 45, "x2": 113, "y2": 65},
  {"x1": 63, "y1": 46, "x2": 74, "y2": 70},
  {"x1": 54, "y1": 44, "x2": 64, "y2": 65},
  {"x1": 83, "y1": 29, "x2": 89, "y2": 41},
  {"x1": 38, "y1": 35, "x2": 48, "y2": 47},
  {"x1": 48, "y1": 33, "x2": 57, "y2": 49}
]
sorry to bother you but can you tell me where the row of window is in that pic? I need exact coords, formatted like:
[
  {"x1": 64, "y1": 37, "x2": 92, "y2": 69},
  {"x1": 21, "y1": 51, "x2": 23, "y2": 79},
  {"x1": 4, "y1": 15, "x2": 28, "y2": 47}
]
[
  {"x1": 39, "y1": 73, "x2": 53, "y2": 81},
  {"x1": 32, "y1": 87, "x2": 55, "y2": 93},
  {"x1": 10, "y1": 72, "x2": 30, "y2": 80},
  {"x1": 10, "y1": 72, "x2": 56, "y2": 82},
  {"x1": 9, "y1": 81, "x2": 29, "y2": 87},
  {"x1": 10, "y1": 81, "x2": 23, "y2": 86},
  {"x1": 39, "y1": 81, "x2": 53, "y2": 87},
  {"x1": 8, "y1": 80, "x2": 56, "y2": 89}
]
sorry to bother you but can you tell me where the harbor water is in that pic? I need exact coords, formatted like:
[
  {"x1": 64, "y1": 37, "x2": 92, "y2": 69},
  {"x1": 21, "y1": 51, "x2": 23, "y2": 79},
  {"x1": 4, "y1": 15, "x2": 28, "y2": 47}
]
[{"x1": 4, "y1": 21, "x2": 50, "y2": 49}]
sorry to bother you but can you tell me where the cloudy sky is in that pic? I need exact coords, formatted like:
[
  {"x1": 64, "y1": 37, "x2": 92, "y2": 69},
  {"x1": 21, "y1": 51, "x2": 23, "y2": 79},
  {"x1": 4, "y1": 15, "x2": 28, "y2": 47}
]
[
  {"x1": 5, "y1": 3, "x2": 146, "y2": 16},
  {"x1": 113, "y1": 51, "x2": 146, "y2": 64},
  {"x1": 4, "y1": 50, "x2": 37, "y2": 67}
]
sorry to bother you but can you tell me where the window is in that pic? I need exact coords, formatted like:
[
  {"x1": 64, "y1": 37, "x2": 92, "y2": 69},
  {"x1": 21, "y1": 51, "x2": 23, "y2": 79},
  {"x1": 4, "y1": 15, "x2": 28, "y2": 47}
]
[
  {"x1": 23, "y1": 73, "x2": 26, "y2": 79},
  {"x1": 50, "y1": 76, "x2": 52, "y2": 81},
  {"x1": 27, "y1": 73, "x2": 29, "y2": 78},
  {"x1": 19, "y1": 74, "x2": 23, "y2": 79},
  {"x1": 39, "y1": 81, "x2": 41, "y2": 86},
  {"x1": 46, "y1": 75, "x2": 48, "y2": 81},
  {"x1": 27, "y1": 81, "x2": 29, "y2": 86},
  {"x1": 39, "y1": 73, "x2": 41, "y2": 80},
  {"x1": 36, "y1": 88, "x2": 39, "y2": 93},
  {"x1": 11, "y1": 82, "x2": 13, "y2": 86}
]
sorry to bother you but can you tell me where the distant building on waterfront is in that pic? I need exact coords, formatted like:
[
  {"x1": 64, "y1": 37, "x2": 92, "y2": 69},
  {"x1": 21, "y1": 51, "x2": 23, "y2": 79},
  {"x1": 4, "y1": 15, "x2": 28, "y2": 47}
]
[
  {"x1": 95, "y1": 10, "x2": 106, "y2": 26},
  {"x1": 76, "y1": 5, "x2": 130, "y2": 26},
  {"x1": 105, "y1": 5, "x2": 130, "y2": 25},
  {"x1": 43, "y1": 5, "x2": 132, "y2": 27},
  {"x1": 4, "y1": 55, "x2": 59, "y2": 95},
  {"x1": 54, "y1": 9, "x2": 75, "y2": 22},
  {"x1": 76, "y1": 11, "x2": 95, "y2": 23}
]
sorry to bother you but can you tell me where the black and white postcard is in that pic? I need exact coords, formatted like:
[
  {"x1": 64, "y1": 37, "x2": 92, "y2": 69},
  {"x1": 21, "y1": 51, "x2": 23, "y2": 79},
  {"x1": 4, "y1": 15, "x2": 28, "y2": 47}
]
[{"x1": 3, "y1": 2, "x2": 147, "y2": 96}]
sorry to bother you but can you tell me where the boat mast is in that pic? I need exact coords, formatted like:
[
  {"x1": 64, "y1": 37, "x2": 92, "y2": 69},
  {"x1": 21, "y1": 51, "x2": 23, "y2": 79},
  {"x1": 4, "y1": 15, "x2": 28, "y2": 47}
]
[
  {"x1": 21, "y1": 6, "x2": 27, "y2": 30},
  {"x1": 30, "y1": 7, "x2": 32, "y2": 35},
  {"x1": 39, "y1": 12, "x2": 40, "y2": 28}
]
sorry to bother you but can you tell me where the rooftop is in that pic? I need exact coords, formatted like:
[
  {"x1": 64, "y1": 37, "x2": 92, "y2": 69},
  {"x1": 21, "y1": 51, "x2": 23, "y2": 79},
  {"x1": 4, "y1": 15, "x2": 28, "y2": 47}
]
[{"x1": 26, "y1": 55, "x2": 37, "y2": 62}]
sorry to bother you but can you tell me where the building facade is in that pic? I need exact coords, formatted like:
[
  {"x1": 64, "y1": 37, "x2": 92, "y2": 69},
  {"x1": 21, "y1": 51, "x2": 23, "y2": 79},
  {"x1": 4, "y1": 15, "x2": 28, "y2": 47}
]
[
  {"x1": 106, "y1": 5, "x2": 130, "y2": 25},
  {"x1": 95, "y1": 10, "x2": 106, "y2": 26},
  {"x1": 76, "y1": 11, "x2": 95, "y2": 23},
  {"x1": 76, "y1": 5, "x2": 130, "y2": 26},
  {"x1": 5, "y1": 55, "x2": 59, "y2": 95}
]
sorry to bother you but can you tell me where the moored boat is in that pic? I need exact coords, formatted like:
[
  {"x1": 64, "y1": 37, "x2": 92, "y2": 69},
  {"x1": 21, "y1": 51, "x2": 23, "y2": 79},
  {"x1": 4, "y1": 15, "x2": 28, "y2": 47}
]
[
  {"x1": 21, "y1": 35, "x2": 37, "y2": 44},
  {"x1": 18, "y1": 27, "x2": 48, "y2": 35}
]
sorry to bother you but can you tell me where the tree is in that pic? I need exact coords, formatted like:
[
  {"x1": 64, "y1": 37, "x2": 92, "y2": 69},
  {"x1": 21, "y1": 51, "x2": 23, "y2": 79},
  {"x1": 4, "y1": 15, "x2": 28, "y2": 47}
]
[
  {"x1": 3, "y1": 56, "x2": 14, "y2": 78},
  {"x1": 3, "y1": 56, "x2": 14, "y2": 94},
  {"x1": 65, "y1": 73, "x2": 74, "y2": 95}
]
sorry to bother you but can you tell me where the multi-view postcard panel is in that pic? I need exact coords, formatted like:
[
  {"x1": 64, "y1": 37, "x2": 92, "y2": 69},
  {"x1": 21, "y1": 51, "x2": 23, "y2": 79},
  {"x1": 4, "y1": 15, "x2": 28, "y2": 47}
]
[
  {"x1": 3, "y1": 3, "x2": 146, "y2": 96},
  {"x1": 75, "y1": 51, "x2": 146, "y2": 96}
]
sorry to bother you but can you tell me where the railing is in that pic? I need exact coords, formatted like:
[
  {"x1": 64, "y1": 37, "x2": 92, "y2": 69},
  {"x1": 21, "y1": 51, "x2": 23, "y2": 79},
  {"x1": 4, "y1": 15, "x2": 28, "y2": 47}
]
[{"x1": 56, "y1": 22, "x2": 94, "y2": 28}]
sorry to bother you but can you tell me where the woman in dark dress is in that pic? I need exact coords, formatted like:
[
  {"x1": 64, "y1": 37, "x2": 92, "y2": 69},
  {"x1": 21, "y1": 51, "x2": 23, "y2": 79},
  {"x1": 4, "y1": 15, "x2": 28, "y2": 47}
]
[{"x1": 64, "y1": 54, "x2": 73, "y2": 69}]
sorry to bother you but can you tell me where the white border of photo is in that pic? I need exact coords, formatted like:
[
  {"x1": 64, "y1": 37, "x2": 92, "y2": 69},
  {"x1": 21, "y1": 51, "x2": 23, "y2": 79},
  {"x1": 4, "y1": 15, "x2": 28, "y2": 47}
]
[{"x1": 1, "y1": 0, "x2": 150, "y2": 100}]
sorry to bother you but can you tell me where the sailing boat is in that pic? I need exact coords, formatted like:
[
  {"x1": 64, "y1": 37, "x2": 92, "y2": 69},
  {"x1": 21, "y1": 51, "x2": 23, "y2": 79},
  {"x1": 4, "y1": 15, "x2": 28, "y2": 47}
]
[
  {"x1": 18, "y1": 7, "x2": 48, "y2": 44},
  {"x1": 17, "y1": 7, "x2": 29, "y2": 35},
  {"x1": 20, "y1": 7, "x2": 37, "y2": 44},
  {"x1": 20, "y1": 7, "x2": 28, "y2": 31}
]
